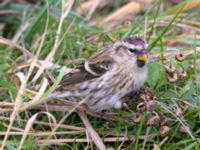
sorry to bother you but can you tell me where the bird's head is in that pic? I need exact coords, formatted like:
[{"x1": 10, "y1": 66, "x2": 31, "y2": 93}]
[{"x1": 113, "y1": 36, "x2": 149, "y2": 68}]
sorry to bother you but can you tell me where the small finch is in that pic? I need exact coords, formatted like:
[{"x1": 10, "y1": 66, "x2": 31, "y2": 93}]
[{"x1": 45, "y1": 36, "x2": 149, "y2": 112}]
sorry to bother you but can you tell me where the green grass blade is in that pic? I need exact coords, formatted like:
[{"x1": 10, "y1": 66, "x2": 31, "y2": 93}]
[{"x1": 149, "y1": 2, "x2": 187, "y2": 50}]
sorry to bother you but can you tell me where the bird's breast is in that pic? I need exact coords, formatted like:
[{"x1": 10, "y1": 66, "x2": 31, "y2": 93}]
[
  {"x1": 116, "y1": 65, "x2": 148, "y2": 93},
  {"x1": 131, "y1": 66, "x2": 148, "y2": 89}
]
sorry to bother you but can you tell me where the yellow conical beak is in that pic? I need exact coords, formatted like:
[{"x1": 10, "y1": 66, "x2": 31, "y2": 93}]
[{"x1": 138, "y1": 54, "x2": 148, "y2": 62}]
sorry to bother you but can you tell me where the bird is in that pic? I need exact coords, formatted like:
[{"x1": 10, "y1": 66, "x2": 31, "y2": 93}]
[{"x1": 45, "y1": 36, "x2": 149, "y2": 112}]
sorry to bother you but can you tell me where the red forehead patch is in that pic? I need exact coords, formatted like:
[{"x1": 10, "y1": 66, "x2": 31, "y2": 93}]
[{"x1": 124, "y1": 37, "x2": 145, "y2": 46}]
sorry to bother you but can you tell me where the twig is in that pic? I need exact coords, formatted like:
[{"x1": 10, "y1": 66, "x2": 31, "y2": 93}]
[
  {"x1": 37, "y1": 136, "x2": 136, "y2": 145},
  {"x1": 1, "y1": 122, "x2": 24, "y2": 132},
  {"x1": 0, "y1": 10, "x2": 17, "y2": 14},
  {"x1": 0, "y1": 116, "x2": 85, "y2": 131},
  {"x1": 0, "y1": 101, "x2": 131, "y2": 122},
  {"x1": 142, "y1": 127, "x2": 151, "y2": 150},
  {"x1": 86, "y1": 0, "x2": 101, "y2": 20},
  {"x1": 77, "y1": 110, "x2": 106, "y2": 150},
  {"x1": 148, "y1": 20, "x2": 200, "y2": 33},
  {"x1": 12, "y1": 14, "x2": 30, "y2": 42},
  {"x1": 0, "y1": 131, "x2": 84, "y2": 136},
  {"x1": 38, "y1": 97, "x2": 88, "y2": 150},
  {"x1": 0, "y1": 37, "x2": 33, "y2": 58},
  {"x1": 29, "y1": 102, "x2": 131, "y2": 122},
  {"x1": 159, "y1": 136, "x2": 169, "y2": 147}
]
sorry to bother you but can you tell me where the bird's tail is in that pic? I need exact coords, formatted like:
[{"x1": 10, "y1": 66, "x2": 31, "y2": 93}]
[{"x1": 40, "y1": 91, "x2": 72, "y2": 104}]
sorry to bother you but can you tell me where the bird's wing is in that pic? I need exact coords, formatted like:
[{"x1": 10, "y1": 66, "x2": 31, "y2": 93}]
[{"x1": 59, "y1": 47, "x2": 114, "y2": 87}]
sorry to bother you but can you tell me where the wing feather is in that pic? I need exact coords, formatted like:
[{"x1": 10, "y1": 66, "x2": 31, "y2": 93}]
[{"x1": 59, "y1": 46, "x2": 114, "y2": 87}]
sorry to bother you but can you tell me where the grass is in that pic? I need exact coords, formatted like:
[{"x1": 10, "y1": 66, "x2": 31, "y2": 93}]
[{"x1": 0, "y1": 0, "x2": 200, "y2": 149}]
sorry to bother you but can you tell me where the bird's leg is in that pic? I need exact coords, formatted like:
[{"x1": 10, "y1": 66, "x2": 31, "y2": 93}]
[
  {"x1": 122, "y1": 102, "x2": 132, "y2": 112},
  {"x1": 121, "y1": 88, "x2": 145, "y2": 112},
  {"x1": 124, "y1": 88, "x2": 145, "y2": 99}
]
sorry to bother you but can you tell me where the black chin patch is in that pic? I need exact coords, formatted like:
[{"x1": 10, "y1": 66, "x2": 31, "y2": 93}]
[{"x1": 137, "y1": 60, "x2": 146, "y2": 68}]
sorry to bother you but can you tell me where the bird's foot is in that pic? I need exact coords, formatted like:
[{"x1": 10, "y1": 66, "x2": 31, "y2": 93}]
[{"x1": 124, "y1": 88, "x2": 145, "y2": 99}]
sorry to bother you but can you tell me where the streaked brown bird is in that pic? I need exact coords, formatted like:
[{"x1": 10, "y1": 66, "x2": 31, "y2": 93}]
[{"x1": 46, "y1": 36, "x2": 149, "y2": 112}]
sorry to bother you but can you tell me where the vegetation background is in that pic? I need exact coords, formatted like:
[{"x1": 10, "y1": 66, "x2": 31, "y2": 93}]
[{"x1": 0, "y1": 0, "x2": 200, "y2": 149}]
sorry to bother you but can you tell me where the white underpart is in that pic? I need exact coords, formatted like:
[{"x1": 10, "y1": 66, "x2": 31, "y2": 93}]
[
  {"x1": 89, "y1": 94, "x2": 123, "y2": 111},
  {"x1": 87, "y1": 63, "x2": 148, "y2": 112}
]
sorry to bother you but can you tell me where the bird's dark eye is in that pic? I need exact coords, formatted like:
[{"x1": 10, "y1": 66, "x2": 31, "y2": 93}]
[{"x1": 128, "y1": 48, "x2": 136, "y2": 53}]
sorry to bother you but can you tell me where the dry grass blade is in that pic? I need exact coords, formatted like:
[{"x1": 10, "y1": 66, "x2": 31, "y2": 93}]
[
  {"x1": 29, "y1": 102, "x2": 131, "y2": 122},
  {"x1": 181, "y1": 0, "x2": 200, "y2": 12},
  {"x1": 0, "y1": 101, "x2": 131, "y2": 122},
  {"x1": 35, "y1": 6, "x2": 49, "y2": 57},
  {"x1": 159, "y1": 136, "x2": 169, "y2": 147},
  {"x1": 18, "y1": 112, "x2": 57, "y2": 150},
  {"x1": 38, "y1": 97, "x2": 88, "y2": 150},
  {"x1": 86, "y1": 0, "x2": 101, "y2": 20},
  {"x1": 22, "y1": 67, "x2": 69, "y2": 109},
  {"x1": 18, "y1": 113, "x2": 38, "y2": 150},
  {"x1": 0, "y1": 116, "x2": 85, "y2": 131},
  {"x1": 31, "y1": 78, "x2": 49, "y2": 102},
  {"x1": 142, "y1": 127, "x2": 151, "y2": 150},
  {"x1": 0, "y1": 10, "x2": 17, "y2": 14},
  {"x1": 12, "y1": 22, "x2": 30, "y2": 43},
  {"x1": 14, "y1": 72, "x2": 26, "y2": 89},
  {"x1": 103, "y1": 2, "x2": 143, "y2": 24},
  {"x1": 0, "y1": 56, "x2": 38, "y2": 149},
  {"x1": 77, "y1": 110, "x2": 106, "y2": 150},
  {"x1": 0, "y1": 108, "x2": 13, "y2": 112},
  {"x1": 151, "y1": 49, "x2": 200, "y2": 61},
  {"x1": 0, "y1": 37, "x2": 33, "y2": 57},
  {"x1": 32, "y1": 0, "x2": 75, "y2": 82},
  {"x1": 0, "y1": 102, "x2": 15, "y2": 107},
  {"x1": 148, "y1": 20, "x2": 200, "y2": 33},
  {"x1": 1, "y1": 122, "x2": 24, "y2": 132},
  {"x1": 37, "y1": 136, "x2": 135, "y2": 145},
  {"x1": 76, "y1": 0, "x2": 115, "y2": 15},
  {"x1": 0, "y1": 131, "x2": 84, "y2": 136},
  {"x1": 11, "y1": 59, "x2": 61, "y2": 73}
]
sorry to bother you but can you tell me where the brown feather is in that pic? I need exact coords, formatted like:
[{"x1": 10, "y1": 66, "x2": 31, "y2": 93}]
[
  {"x1": 58, "y1": 45, "x2": 115, "y2": 88},
  {"x1": 59, "y1": 65, "x2": 96, "y2": 87}
]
